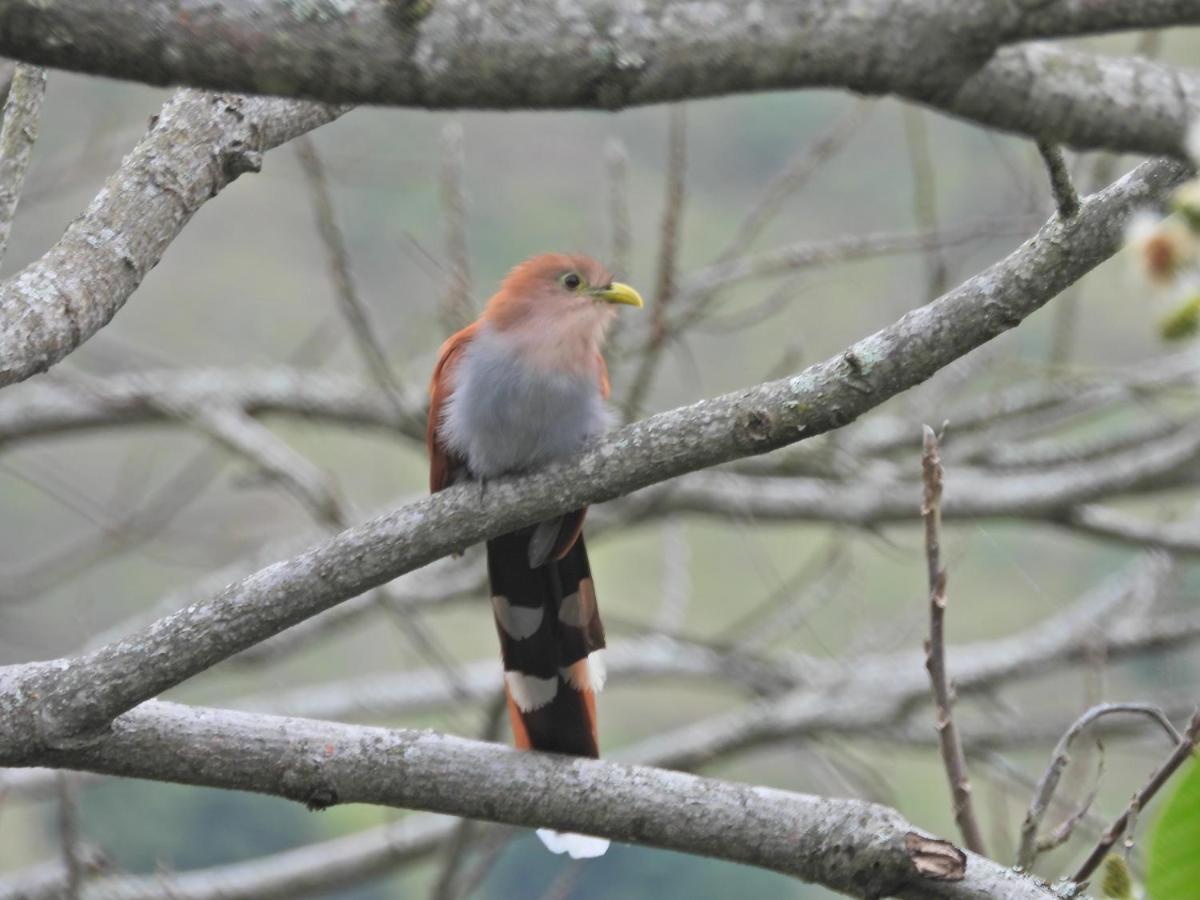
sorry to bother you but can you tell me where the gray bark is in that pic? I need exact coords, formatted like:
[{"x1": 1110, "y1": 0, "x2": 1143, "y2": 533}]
[
  {"x1": 0, "y1": 158, "x2": 1185, "y2": 752},
  {"x1": 0, "y1": 700, "x2": 1055, "y2": 900},
  {"x1": 0, "y1": 2, "x2": 1196, "y2": 158},
  {"x1": 0, "y1": 62, "x2": 46, "y2": 268},
  {"x1": 0, "y1": 91, "x2": 342, "y2": 387}
]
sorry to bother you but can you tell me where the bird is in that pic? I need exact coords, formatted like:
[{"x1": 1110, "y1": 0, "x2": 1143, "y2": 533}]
[{"x1": 427, "y1": 253, "x2": 643, "y2": 858}]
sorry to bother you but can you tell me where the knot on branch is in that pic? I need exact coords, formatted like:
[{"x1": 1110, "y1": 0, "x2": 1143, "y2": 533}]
[
  {"x1": 736, "y1": 407, "x2": 776, "y2": 450},
  {"x1": 903, "y1": 832, "x2": 966, "y2": 881}
]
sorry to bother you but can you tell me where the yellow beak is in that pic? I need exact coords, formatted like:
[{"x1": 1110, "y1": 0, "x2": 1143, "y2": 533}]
[{"x1": 593, "y1": 282, "x2": 644, "y2": 308}]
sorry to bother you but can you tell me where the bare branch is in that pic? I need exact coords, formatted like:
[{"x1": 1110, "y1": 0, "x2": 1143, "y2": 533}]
[
  {"x1": 0, "y1": 91, "x2": 343, "y2": 388},
  {"x1": 921, "y1": 426, "x2": 987, "y2": 856},
  {"x1": 177, "y1": 403, "x2": 344, "y2": 524},
  {"x1": 294, "y1": 133, "x2": 409, "y2": 407},
  {"x1": 1071, "y1": 710, "x2": 1200, "y2": 885},
  {"x1": 0, "y1": 157, "x2": 1183, "y2": 752},
  {"x1": 1, "y1": 700, "x2": 1058, "y2": 900},
  {"x1": 721, "y1": 101, "x2": 872, "y2": 260},
  {"x1": 0, "y1": 366, "x2": 425, "y2": 448},
  {"x1": 604, "y1": 137, "x2": 632, "y2": 279},
  {"x1": 1036, "y1": 140, "x2": 1081, "y2": 219},
  {"x1": 902, "y1": 107, "x2": 948, "y2": 298},
  {"x1": 613, "y1": 555, "x2": 1176, "y2": 772},
  {"x1": 623, "y1": 104, "x2": 688, "y2": 419},
  {"x1": 1017, "y1": 703, "x2": 1182, "y2": 870},
  {"x1": 6, "y1": 816, "x2": 455, "y2": 900},
  {"x1": 0, "y1": 3, "x2": 1197, "y2": 157},
  {"x1": 0, "y1": 845, "x2": 106, "y2": 900},
  {"x1": 55, "y1": 772, "x2": 83, "y2": 900},
  {"x1": 0, "y1": 62, "x2": 46, "y2": 269},
  {"x1": 676, "y1": 217, "x2": 1032, "y2": 314},
  {"x1": 428, "y1": 692, "x2": 508, "y2": 900},
  {"x1": 439, "y1": 121, "x2": 473, "y2": 335}
]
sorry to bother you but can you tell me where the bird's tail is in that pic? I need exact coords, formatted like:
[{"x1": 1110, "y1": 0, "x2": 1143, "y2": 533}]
[{"x1": 486, "y1": 518, "x2": 609, "y2": 858}]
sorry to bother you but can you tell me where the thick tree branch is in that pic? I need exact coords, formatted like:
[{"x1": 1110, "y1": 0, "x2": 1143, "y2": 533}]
[
  {"x1": 0, "y1": 90, "x2": 343, "y2": 388},
  {"x1": 0, "y1": 700, "x2": 1055, "y2": 900},
  {"x1": 0, "y1": 158, "x2": 1185, "y2": 752},
  {"x1": 0, "y1": 3, "x2": 1197, "y2": 158}
]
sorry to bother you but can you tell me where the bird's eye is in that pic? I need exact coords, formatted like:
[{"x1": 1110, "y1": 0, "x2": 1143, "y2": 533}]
[{"x1": 562, "y1": 273, "x2": 582, "y2": 291}]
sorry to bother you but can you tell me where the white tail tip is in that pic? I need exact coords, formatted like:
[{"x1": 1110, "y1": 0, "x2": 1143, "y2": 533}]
[{"x1": 536, "y1": 828, "x2": 610, "y2": 859}]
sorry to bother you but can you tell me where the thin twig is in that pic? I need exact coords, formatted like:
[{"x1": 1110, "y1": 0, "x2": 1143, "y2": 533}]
[
  {"x1": 537, "y1": 860, "x2": 588, "y2": 900},
  {"x1": 428, "y1": 691, "x2": 509, "y2": 900},
  {"x1": 921, "y1": 425, "x2": 988, "y2": 856},
  {"x1": 605, "y1": 136, "x2": 632, "y2": 279},
  {"x1": 157, "y1": 401, "x2": 475, "y2": 718},
  {"x1": 1017, "y1": 702, "x2": 1181, "y2": 869},
  {"x1": 1036, "y1": 750, "x2": 1103, "y2": 855},
  {"x1": 603, "y1": 136, "x2": 635, "y2": 355},
  {"x1": 622, "y1": 104, "x2": 687, "y2": 420},
  {"x1": 902, "y1": 107, "x2": 948, "y2": 300},
  {"x1": 56, "y1": 772, "x2": 83, "y2": 900},
  {"x1": 294, "y1": 134, "x2": 409, "y2": 413},
  {"x1": 721, "y1": 100, "x2": 872, "y2": 260},
  {"x1": 444, "y1": 826, "x2": 520, "y2": 900},
  {"x1": 0, "y1": 63, "x2": 47, "y2": 271},
  {"x1": 1036, "y1": 140, "x2": 1081, "y2": 219},
  {"x1": 655, "y1": 516, "x2": 691, "y2": 632},
  {"x1": 440, "y1": 121, "x2": 474, "y2": 335},
  {"x1": 0, "y1": 62, "x2": 14, "y2": 109},
  {"x1": 1071, "y1": 710, "x2": 1200, "y2": 885}
]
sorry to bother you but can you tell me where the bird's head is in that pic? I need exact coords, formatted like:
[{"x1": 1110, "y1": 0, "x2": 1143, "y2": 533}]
[{"x1": 485, "y1": 253, "x2": 643, "y2": 344}]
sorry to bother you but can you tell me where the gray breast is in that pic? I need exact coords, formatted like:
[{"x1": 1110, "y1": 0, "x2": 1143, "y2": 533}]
[{"x1": 440, "y1": 329, "x2": 611, "y2": 479}]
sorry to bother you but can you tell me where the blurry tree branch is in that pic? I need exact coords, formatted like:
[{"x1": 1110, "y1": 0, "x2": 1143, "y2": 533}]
[
  {"x1": 0, "y1": 158, "x2": 1182, "y2": 753},
  {"x1": 0, "y1": 367, "x2": 426, "y2": 446},
  {"x1": 0, "y1": 90, "x2": 343, "y2": 388},
  {"x1": 2, "y1": 552, "x2": 1194, "y2": 896},
  {"x1": 294, "y1": 134, "x2": 409, "y2": 409},
  {"x1": 0, "y1": 815, "x2": 450, "y2": 900},
  {"x1": 0, "y1": 3, "x2": 1197, "y2": 159},
  {"x1": 0, "y1": 5, "x2": 1197, "y2": 887},
  {"x1": 616, "y1": 553, "x2": 1182, "y2": 770},
  {"x1": 439, "y1": 121, "x2": 474, "y2": 335},
  {"x1": 1016, "y1": 703, "x2": 1183, "y2": 870},
  {"x1": 1071, "y1": 710, "x2": 1200, "y2": 884},
  {"x1": 623, "y1": 104, "x2": 687, "y2": 419}
]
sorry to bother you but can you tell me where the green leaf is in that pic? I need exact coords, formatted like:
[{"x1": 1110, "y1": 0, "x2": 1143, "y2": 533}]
[
  {"x1": 1159, "y1": 295, "x2": 1200, "y2": 342},
  {"x1": 1147, "y1": 757, "x2": 1200, "y2": 900}
]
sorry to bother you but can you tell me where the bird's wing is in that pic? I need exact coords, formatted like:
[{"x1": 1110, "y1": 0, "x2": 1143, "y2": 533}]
[{"x1": 427, "y1": 322, "x2": 479, "y2": 493}]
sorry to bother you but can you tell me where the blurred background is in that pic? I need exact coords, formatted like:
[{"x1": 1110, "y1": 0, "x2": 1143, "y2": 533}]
[{"x1": 2, "y1": 28, "x2": 1199, "y2": 900}]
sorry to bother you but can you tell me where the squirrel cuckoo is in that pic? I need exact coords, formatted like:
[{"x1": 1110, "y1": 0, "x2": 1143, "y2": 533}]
[{"x1": 427, "y1": 253, "x2": 643, "y2": 858}]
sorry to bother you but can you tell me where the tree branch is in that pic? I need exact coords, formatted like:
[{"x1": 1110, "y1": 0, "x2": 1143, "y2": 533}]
[
  {"x1": 0, "y1": 3, "x2": 1197, "y2": 157},
  {"x1": 0, "y1": 700, "x2": 1056, "y2": 900},
  {"x1": 0, "y1": 90, "x2": 343, "y2": 388},
  {"x1": 921, "y1": 426, "x2": 987, "y2": 855},
  {"x1": 1071, "y1": 710, "x2": 1200, "y2": 884},
  {"x1": 0, "y1": 62, "x2": 46, "y2": 269},
  {"x1": 0, "y1": 366, "x2": 425, "y2": 447},
  {"x1": 1016, "y1": 703, "x2": 1183, "y2": 871},
  {"x1": 0, "y1": 157, "x2": 1185, "y2": 753}
]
